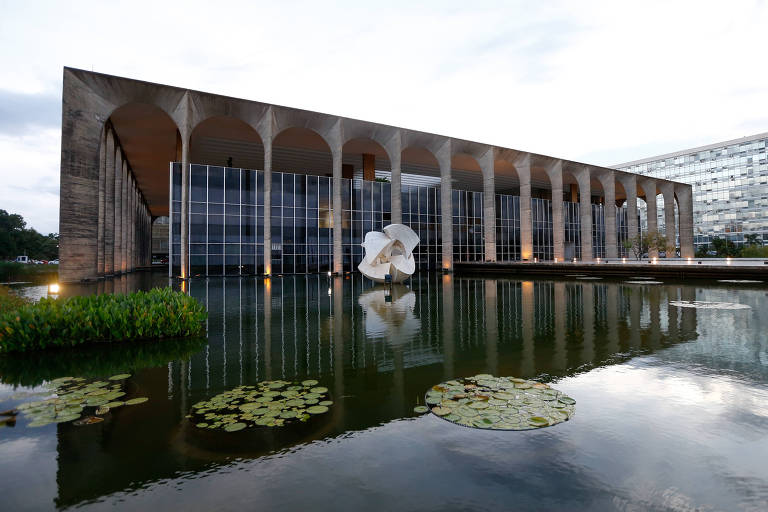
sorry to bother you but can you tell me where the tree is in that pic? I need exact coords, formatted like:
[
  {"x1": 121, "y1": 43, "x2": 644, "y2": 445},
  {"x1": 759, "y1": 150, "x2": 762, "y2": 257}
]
[
  {"x1": 710, "y1": 237, "x2": 741, "y2": 257},
  {"x1": 0, "y1": 209, "x2": 58, "y2": 260},
  {"x1": 744, "y1": 233, "x2": 761, "y2": 246},
  {"x1": 622, "y1": 230, "x2": 667, "y2": 261}
]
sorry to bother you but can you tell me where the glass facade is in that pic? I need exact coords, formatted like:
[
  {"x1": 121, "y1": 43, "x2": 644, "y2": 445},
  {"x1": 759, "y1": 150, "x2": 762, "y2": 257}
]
[
  {"x1": 617, "y1": 133, "x2": 768, "y2": 248},
  {"x1": 171, "y1": 164, "x2": 626, "y2": 275}
]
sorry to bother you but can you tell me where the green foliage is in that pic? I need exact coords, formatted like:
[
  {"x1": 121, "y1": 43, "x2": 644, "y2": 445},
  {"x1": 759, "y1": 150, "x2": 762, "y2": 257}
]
[
  {"x1": 623, "y1": 231, "x2": 667, "y2": 260},
  {"x1": 0, "y1": 336, "x2": 207, "y2": 387},
  {"x1": 710, "y1": 237, "x2": 741, "y2": 257},
  {"x1": 0, "y1": 285, "x2": 30, "y2": 314},
  {"x1": 741, "y1": 245, "x2": 768, "y2": 258},
  {"x1": 0, "y1": 209, "x2": 59, "y2": 261},
  {"x1": 0, "y1": 261, "x2": 58, "y2": 282},
  {"x1": 0, "y1": 288, "x2": 207, "y2": 353},
  {"x1": 695, "y1": 245, "x2": 710, "y2": 258},
  {"x1": 374, "y1": 177, "x2": 390, "y2": 183}
]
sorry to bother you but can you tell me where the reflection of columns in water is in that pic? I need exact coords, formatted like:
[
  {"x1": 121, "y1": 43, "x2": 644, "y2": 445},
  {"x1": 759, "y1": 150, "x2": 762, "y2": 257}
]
[
  {"x1": 263, "y1": 278, "x2": 272, "y2": 380},
  {"x1": 605, "y1": 285, "x2": 619, "y2": 354},
  {"x1": 521, "y1": 281, "x2": 534, "y2": 376},
  {"x1": 332, "y1": 277, "x2": 345, "y2": 424},
  {"x1": 580, "y1": 283, "x2": 594, "y2": 365},
  {"x1": 666, "y1": 285, "x2": 679, "y2": 340},
  {"x1": 484, "y1": 280, "x2": 498, "y2": 375},
  {"x1": 648, "y1": 287, "x2": 662, "y2": 349},
  {"x1": 629, "y1": 286, "x2": 642, "y2": 350},
  {"x1": 553, "y1": 282, "x2": 567, "y2": 371},
  {"x1": 680, "y1": 286, "x2": 697, "y2": 336},
  {"x1": 441, "y1": 274, "x2": 455, "y2": 380}
]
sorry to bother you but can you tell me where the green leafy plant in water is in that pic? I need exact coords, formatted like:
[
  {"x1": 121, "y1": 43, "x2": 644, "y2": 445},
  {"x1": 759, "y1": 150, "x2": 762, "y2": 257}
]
[
  {"x1": 11, "y1": 374, "x2": 149, "y2": 427},
  {"x1": 423, "y1": 374, "x2": 575, "y2": 431},
  {"x1": 0, "y1": 287, "x2": 207, "y2": 353},
  {"x1": 189, "y1": 380, "x2": 332, "y2": 431}
]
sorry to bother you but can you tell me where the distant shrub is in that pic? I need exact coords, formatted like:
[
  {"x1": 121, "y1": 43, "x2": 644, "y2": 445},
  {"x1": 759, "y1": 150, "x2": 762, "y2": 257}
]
[
  {"x1": 0, "y1": 288, "x2": 207, "y2": 353},
  {"x1": 741, "y1": 245, "x2": 768, "y2": 258},
  {"x1": 0, "y1": 261, "x2": 57, "y2": 282}
]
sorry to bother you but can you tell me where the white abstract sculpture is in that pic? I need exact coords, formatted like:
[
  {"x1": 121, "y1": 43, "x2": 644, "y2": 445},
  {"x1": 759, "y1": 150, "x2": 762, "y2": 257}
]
[{"x1": 358, "y1": 224, "x2": 419, "y2": 283}]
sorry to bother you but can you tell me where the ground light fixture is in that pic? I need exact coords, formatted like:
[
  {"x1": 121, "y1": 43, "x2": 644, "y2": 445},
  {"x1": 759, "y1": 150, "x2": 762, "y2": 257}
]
[{"x1": 48, "y1": 283, "x2": 60, "y2": 295}]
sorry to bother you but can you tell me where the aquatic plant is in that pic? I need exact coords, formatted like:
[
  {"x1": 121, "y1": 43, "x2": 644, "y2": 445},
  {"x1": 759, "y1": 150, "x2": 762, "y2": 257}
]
[
  {"x1": 189, "y1": 380, "x2": 332, "y2": 431},
  {"x1": 0, "y1": 285, "x2": 29, "y2": 314},
  {"x1": 0, "y1": 288, "x2": 207, "y2": 353},
  {"x1": 10, "y1": 375, "x2": 148, "y2": 427},
  {"x1": 420, "y1": 374, "x2": 575, "y2": 430}
]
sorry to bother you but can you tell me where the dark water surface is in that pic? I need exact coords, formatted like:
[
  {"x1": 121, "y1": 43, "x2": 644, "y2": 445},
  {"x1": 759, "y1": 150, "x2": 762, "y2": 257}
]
[{"x1": 1, "y1": 273, "x2": 768, "y2": 511}]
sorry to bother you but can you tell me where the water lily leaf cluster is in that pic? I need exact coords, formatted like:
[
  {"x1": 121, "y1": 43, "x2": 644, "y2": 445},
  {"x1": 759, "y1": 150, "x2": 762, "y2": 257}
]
[
  {"x1": 189, "y1": 379, "x2": 332, "y2": 431},
  {"x1": 13, "y1": 375, "x2": 148, "y2": 427},
  {"x1": 423, "y1": 374, "x2": 575, "y2": 430},
  {"x1": 0, "y1": 288, "x2": 207, "y2": 353}
]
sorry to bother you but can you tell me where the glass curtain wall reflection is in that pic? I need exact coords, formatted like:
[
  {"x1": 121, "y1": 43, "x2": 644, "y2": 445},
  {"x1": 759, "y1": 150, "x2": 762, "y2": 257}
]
[
  {"x1": 172, "y1": 164, "x2": 629, "y2": 274},
  {"x1": 496, "y1": 194, "x2": 521, "y2": 261},
  {"x1": 452, "y1": 189, "x2": 485, "y2": 262}
]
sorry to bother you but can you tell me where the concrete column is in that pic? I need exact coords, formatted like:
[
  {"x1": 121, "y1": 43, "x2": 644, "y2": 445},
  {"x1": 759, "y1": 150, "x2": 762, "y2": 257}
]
[
  {"x1": 660, "y1": 182, "x2": 676, "y2": 257},
  {"x1": 640, "y1": 178, "x2": 658, "y2": 258},
  {"x1": 104, "y1": 132, "x2": 115, "y2": 275},
  {"x1": 621, "y1": 175, "x2": 639, "y2": 250},
  {"x1": 390, "y1": 142, "x2": 402, "y2": 224},
  {"x1": 121, "y1": 160, "x2": 128, "y2": 273},
  {"x1": 601, "y1": 171, "x2": 618, "y2": 259},
  {"x1": 517, "y1": 155, "x2": 532, "y2": 260},
  {"x1": 480, "y1": 148, "x2": 496, "y2": 261},
  {"x1": 677, "y1": 184, "x2": 694, "y2": 258},
  {"x1": 97, "y1": 129, "x2": 106, "y2": 276},
  {"x1": 127, "y1": 176, "x2": 132, "y2": 272},
  {"x1": 437, "y1": 140, "x2": 453, "y2": 270},
  {"x1": 114, "y1": 147, "x2": 123, "y2": 275},
  {"x1": 547, "y1": 161, "x2": 564, "y2": 261},
  {"x1": 263, "y1": 137, "x2": 272, "y2": 274},
  {"x1": 576, "y1": 167, "x2": 593, "y2": 261},
  {"x1": 180, "y1": 137, "x2": 190, "y2": 278},
  {"x1": 332, "y1": 147, "x2": 343, "y2": 274}
]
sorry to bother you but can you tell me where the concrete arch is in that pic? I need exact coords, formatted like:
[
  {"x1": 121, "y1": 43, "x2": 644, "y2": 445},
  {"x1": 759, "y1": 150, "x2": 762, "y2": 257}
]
[
  {"x1": 185, "y1": 92, "x2": 269, "y2": 144},
  {"x1": 341, "y1": 137, "x2": 391, "y2": 181},
  {"x1": 272, "y1": 126, "x2": 333, "y2": 176},
  {"x1": 106, "y1": 102, "x2": 180, "y2": 216},
  {"x1": 189, "y1": 115, "x2": 264, "y2": 170},
  {"x1": 271, "y1": 109, "x2": 339, "y2": 152}
]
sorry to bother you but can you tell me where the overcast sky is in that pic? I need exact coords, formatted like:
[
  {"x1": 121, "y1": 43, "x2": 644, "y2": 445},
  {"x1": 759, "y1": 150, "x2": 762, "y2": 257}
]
[{"x1": 1, "y1": 0, "x2": 767, "y2": 234}]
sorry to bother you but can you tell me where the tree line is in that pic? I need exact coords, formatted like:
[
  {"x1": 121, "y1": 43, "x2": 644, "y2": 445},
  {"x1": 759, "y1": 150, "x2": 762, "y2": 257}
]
[{"x1": 0, "y1": 209, "x2": 59, "y2": 261}]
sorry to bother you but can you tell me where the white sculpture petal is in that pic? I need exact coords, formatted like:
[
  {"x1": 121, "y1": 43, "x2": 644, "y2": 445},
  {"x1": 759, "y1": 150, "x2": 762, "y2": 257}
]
[
  {"x1": 383, "y1": 224, "x2": 420, "y2": 257},
  {"x1": 361, "y1": 231, "x2": 394, "y2": 265},
  {"x1": 359, "y1": 224, "x2": 420, "y2": 283}
]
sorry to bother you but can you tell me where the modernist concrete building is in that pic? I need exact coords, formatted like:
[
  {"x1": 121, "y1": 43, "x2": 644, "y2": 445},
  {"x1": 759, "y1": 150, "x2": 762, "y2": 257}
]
[
  {"x1": 59, "y1": 68, "x2": 694, "y2": 282},
  {"x1": 615, "y1": 132, "x2": 768, "y2": 250}
]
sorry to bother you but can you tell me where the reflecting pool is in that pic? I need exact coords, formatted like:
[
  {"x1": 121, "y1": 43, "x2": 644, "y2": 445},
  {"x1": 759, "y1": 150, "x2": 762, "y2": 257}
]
[{"x1": 1, "y1": 273, "x2": 767, "y2": 510}]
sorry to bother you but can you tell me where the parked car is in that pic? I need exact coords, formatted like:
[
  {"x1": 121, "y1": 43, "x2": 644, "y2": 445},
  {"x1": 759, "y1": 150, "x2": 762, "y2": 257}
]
[
  {"x1": 48, "y1": 259, "x2": 59, "y2": 265},
  {"x1": 14, "y1": 255, "x2": 30, "y2": 264}
]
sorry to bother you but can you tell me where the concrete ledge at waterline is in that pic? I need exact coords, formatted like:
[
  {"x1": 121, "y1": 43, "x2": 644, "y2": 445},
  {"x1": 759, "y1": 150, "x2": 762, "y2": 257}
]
[{"x1": 454, "y1": 260, "x2": 768, "y2": 280}]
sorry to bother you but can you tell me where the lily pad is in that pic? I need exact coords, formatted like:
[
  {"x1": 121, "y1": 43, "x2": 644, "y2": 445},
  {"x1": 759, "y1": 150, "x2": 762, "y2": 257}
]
[
  {"x1": 413, "y1": 405, "x2": 429, "y2": 414},
  {"x1": 424, "y1": 374, "x2": 575, "y2": 431},
  {"x1": 74, "y1": 416, "x2": 104, "y2": 426},
  {"x1": 189, "y1": 380, "x2": 332, "y2": 431},
  {"x1": 224, "y1": 422, "x2": 247, "y2": 432},
  {"x1": 124, "y1": 397, "x2": 149, "y2": 406},
  {"x1": 108, "y1": 374, "x2": 131, "y2": 381}
]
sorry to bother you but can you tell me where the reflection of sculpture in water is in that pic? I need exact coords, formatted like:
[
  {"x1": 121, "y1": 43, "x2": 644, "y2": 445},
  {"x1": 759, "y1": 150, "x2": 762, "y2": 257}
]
[
  {"x1": 358, "y1": 285, "x2": 420, "y2": 343},
  {"x1": 358, "y1": 224, "x2": 419, "y2": 283}
]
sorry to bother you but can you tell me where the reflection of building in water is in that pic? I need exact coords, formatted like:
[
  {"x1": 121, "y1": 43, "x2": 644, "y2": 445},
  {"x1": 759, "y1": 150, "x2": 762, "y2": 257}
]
[
  {"x1": 166, "y1": 275, "x2": 703, "y2": 394},
  {"x1": 53, "y1": 274, "x2": 709, "y2": 507}
]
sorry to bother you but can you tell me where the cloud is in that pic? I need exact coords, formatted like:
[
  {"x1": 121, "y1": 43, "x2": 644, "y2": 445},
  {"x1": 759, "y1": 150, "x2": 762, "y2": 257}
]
[{"x1": 0, "y1": 90, "x2": 60, "y2": 135}]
